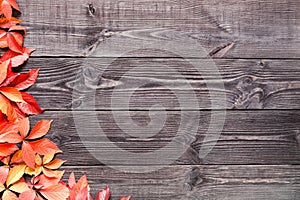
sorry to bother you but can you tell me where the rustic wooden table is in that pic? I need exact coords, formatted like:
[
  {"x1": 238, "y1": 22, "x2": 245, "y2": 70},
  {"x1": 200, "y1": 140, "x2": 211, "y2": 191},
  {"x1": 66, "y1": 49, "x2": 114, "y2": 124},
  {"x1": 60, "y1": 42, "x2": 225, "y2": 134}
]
[{"x1": 21, "y1": 0, "x2": 300, "y2": 199}]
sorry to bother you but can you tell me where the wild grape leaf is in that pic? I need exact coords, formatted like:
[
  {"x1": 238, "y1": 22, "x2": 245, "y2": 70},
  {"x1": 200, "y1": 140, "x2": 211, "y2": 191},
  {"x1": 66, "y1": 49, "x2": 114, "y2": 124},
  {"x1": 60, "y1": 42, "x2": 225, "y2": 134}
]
[
  {"x1": 95, "y1": 185, "x2": 110, "y2": 200},
  {"x1": 1, "y1": 47, "x2": 34, "y2": 67},
  {"x1": 0, "y1": 0, "x2": 20, "y2": 19}
]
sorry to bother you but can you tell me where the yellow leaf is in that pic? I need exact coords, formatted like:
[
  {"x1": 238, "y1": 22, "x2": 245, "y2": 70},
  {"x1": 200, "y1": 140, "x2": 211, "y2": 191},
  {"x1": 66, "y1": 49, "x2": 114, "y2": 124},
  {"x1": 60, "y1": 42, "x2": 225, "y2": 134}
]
[
  {"x1": 0, "y1": 87, "x2": 24, "y2": 102},
  {"x1": 0, "y1": 182, "x2": 5, "y2": 192},
  {"x1": 9, "y1": 181, "x2": 30, "y2": 193},
  {"x1": 6, "y1": 165, "x2": 26, "y2": 186},
  {"x1": 3, "y1": 190, "x2": 18, "y2": 200},
  {"x1": 45, "y1": 159, "x2": 65, "y2": 170},
  {"x1": 42, "y1": 153, "x2": 55, "y2": 165}
]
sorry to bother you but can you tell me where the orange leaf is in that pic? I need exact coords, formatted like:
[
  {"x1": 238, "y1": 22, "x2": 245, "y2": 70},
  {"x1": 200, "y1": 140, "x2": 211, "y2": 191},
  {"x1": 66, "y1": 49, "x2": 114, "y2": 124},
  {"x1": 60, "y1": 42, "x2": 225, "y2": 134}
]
[
  {"x1": 0, "y1": 60, "x2": 9, "y2": 84},
  {"x1": 0, "y1": 130, "x2": 22, "y2": 143},
  {"x1": 27, "y1": 120, "x2": 53, "y2": 140},
  {"x1": 18, "y1": 117, "x2": 29, "y2": 138},
  {"x1": 22, "y1": 141, "x2": 36, "y2": 169},
  {"x1": 119, "y1": 196, "x2": 131, "y2": 200},
  {"x1": 6, "y1": 164, "x2": 26, "y2": 186},
  {"x1": 0, "y1": 86, "x2": 24, "y2": 102},
  {"x1": 39, "y1": 184, "x2": 70, "y2": 200},
  {"x1": 1, "y1": 0, "x2": 12, "y2": 20},
  {"x1": 42, "y1": 168, "x2": 65, "y2": 178},
  {"x1": 0, "y1": 94, "x2": 17, "y2": 121},
  {"x1": 29, "y1": 138, "x2": 61, "y2": 155}
]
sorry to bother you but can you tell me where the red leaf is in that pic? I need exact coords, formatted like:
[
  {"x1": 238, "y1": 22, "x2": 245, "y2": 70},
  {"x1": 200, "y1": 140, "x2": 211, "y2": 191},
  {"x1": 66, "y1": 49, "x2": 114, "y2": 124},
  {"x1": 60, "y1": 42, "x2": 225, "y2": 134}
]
[
  {"x1": 0, "y1": 86, "x2": 24, "y2": 102},
  {"x1": 0, "y1": 143, "x2": 18, "y2": 157},
  {"x1": 0, "y1": 94, "x2": 17, "y2": 122},
  {"x1": 1, "y1": 48, "x2": 34, "y2": 67},
  {"x1": 29, "y1": 138, "x2": 61, "y2": 155},
  {"x1": 95, "y1": 185, "x2": 110, "y2": 200},
  {"x1": 22, "y1": 141, "x2": 36, "y2": 169},
  {"x1": 17, "y1": 92, "x2": 43, "y2": 115},
  {"x1": 9, "y1": 68, "x2": 39, "y2": 90}
]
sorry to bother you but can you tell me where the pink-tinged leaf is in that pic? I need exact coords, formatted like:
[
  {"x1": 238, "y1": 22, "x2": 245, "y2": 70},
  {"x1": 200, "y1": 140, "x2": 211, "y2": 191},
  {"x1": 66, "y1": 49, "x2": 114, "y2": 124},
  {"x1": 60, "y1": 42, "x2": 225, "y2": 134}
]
[
  {"x1": 39, "y1": 184, "x2": 70, "y2": 200},
  {"x1": 29, "y1": 138, "x2": 62, "y2": 155},
  {"x1": 1, "y1": 48, "x2": 34, "y2": 67},
  {"x1": 17, "y1": 92, "x2": 43, "y2": 115},
  {"x1": 7, "y1": 33, "x2": 23, "y2": 53},
  {"x1": 0, "y1": 86, "x2": 23, "y2": 102},
  {"x1": 1, "y1": 0, "x2": 12, "y2": 19},
  {"x1": 10, "y1": 68, "x2": 39, "y2": 90},
  {"x1": 95, "y1": 185, "x2": 110, "y2": 200},
  {"x1": 0, "y1": 130, "x2": 22, "y2": 143},
  {"x1": 27, "y1": 119, "x2": 53, "y2": 140},
  {"x1": 68, "y1": 172, "x2": 76, "y2": 188},
  {"x1": 18, "y1": 117, "x2": 29, "y2": 138},
  {"x1": 0, "y1": 143, "x2": 18, "y2": 157},
  {"x1": 22, "y1": 141, "x2": 36, "y2": 169},
  {"x1": 0, "y1": 166, "x2": 9, "y2": 184},
  {"x1": 7, "y1": 0, "x2": 20, "y2": 11},
  {"x1": 0, "y1": 60, "x2": 9, "y2": 85},
  {"x1": 75, "y1": 187, "x2": 89, "y2": 200},
  {"x1": 19, "y1": 190, "x2": 36, "y2": 200}
]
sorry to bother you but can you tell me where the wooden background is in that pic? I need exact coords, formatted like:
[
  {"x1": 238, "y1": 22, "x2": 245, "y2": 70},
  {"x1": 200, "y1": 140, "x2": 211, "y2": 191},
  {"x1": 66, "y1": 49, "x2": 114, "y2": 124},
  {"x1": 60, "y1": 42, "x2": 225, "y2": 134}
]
[{"x1": 19, "y1": 0, "x2": 300, "y2": 199}]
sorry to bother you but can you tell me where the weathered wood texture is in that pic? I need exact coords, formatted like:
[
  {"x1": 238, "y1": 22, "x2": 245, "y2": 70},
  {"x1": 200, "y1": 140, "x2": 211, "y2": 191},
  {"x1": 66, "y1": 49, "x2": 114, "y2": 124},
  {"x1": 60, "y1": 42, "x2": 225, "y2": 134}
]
[
  {"x1": 18, "y1": 0, "x2": 300, "y2": 58},
  {"x1": 61, "y1": 165, "x2": 300, "y2": 199},
  {"x1": 23, "y1": 58, "x2": 300, "y2": 110},
  {"x1": 17, "y1": 0, "x2": 300, "y2": 199},
  {"x1": 30, "y1": 110, "x2": 300, "y2": 165}
]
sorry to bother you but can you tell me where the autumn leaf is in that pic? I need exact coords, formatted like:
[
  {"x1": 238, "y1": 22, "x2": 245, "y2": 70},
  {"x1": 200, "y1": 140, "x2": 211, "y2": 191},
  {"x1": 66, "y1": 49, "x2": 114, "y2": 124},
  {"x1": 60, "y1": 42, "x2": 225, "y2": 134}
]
[
  {"x1": 1, "y1": 47, "x2": 34, "y2": 67},
  {"x1": 0, "y1": 16, "x2": 22, "y2": 28},
  {"x1": 95, "y1": 185, "x2": 110, "y2": 200},
  {"x1": 40, "y1": 184, "x2": 70, "y2": 200},
  {"x1": 0, "y1": 0, "x2": 20, "y2": 19},
  {"x1": 119, "y1": 196, "x2": 131, "y2": 200}
]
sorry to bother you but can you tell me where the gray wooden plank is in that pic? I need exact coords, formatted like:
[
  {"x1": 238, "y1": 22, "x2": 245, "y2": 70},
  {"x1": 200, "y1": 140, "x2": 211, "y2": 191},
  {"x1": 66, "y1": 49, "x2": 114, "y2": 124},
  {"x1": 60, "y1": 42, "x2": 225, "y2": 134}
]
[
  {"x1": 23, "y1": 58, "x2": 300, "y2": 110},
  {"x1": 61, "y1": 165, "x2": 300, "y2": 199},
  {"x1": 29, "y1": 110, "x2": 300, "y2": 165},
  {"x1": 18, "y1": 0, "x2": 300, "y2": 58}
]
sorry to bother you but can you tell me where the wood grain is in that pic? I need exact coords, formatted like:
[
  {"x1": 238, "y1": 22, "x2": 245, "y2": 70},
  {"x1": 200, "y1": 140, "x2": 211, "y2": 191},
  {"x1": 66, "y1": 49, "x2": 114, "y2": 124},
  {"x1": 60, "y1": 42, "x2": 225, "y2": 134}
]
[
  {"x1": 29, "y1": 110, "x2": 300, "y2": 165},
  {"x1": 17, "y1": 0, "x2": 300, "y2": 58},
  {"x1": 61, "y1": 165, "x2": 300, "y2": 199},
  {"x1": 22, "y1": 58, "x2": 300, "y2": 110}
]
